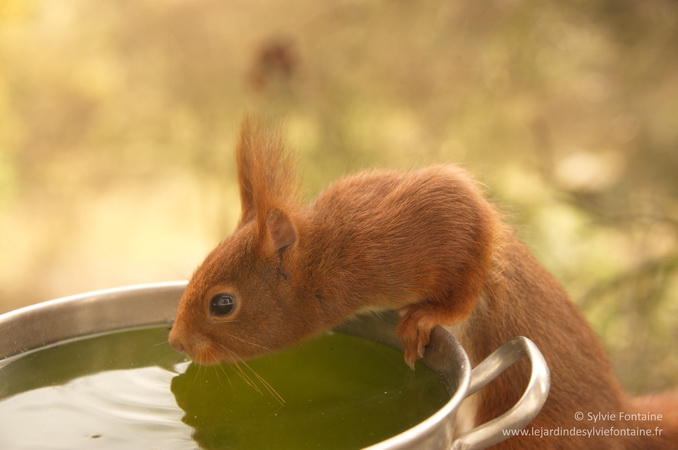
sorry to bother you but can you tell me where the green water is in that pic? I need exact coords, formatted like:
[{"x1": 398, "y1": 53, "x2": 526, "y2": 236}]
[{"x1": 0, "y1": 327, "x2": 449, "y2": 449}]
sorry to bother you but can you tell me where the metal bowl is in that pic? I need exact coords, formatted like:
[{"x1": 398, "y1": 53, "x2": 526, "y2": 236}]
[{"x1": 0, "y1": 282, "x2": 549, "y2": 449}]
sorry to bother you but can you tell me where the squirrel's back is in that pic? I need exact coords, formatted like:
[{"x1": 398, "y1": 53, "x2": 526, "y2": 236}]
[{"x1": 300, "y1": 165, "x2": 501, "y2": 317}]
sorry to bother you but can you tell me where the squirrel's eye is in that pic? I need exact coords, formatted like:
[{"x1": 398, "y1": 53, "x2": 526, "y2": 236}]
[{"x1": 210, "y1": 293, "x2": 236, "y2": 317}]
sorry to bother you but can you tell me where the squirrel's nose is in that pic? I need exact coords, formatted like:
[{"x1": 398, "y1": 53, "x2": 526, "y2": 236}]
[
  {"x1": 171, "y1": 340, "x2": 185, "y2": 354},
  {"x1": 168, "y1": 327, "x2": 186, "y2": 354}
]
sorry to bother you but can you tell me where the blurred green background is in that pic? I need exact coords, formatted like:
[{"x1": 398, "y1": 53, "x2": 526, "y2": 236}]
[{"x1": 1, "y1": 0, "x2": 676, "y2": 393}]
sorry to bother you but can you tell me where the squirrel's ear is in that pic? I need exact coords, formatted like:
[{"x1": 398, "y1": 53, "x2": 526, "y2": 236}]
[
  {"x1": 238, "y1": 190, "x2": 256, "y2": 227},
  {"x1": 266, "y1": 208, "x2": 297, "y2": 252},
  {"x1": 235, "y1": 118, "x2": 257, "y2": 227}
]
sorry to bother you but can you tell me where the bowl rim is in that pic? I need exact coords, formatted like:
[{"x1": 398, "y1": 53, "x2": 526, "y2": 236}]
[{"x1": 0, "y1": 281, "x2": 471, "y2": 449}]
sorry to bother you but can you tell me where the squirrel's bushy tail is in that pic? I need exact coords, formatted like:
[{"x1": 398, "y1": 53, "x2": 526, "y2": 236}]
[{"x1": 624, "y1": 391, "x2": 678, "y2": 448}]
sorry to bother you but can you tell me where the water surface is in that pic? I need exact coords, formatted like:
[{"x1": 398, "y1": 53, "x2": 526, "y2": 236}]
[{"x1": 0, "y1": 327, "x2": 448, "y2": 449}]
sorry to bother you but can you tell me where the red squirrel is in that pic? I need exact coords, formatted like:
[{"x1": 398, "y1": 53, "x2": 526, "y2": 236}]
[{"x1": 169, "y1": 117, "x2": 677, "y2": 449}]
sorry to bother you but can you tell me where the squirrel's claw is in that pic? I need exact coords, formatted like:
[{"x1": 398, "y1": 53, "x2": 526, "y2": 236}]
[{"x1": 396, "y1": 304, "x2": 434, "y2": 370}]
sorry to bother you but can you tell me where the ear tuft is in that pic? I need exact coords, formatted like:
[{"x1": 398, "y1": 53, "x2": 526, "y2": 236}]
[
  {"x1": 267, "y1": 208, "x2": 297, "y2": 252},
  {"x1": 235, "y1": 116, "x2": 258, "y2": 226},
  {"x1": 234, "y1": 116, "x2": 299, "y2": 230}
]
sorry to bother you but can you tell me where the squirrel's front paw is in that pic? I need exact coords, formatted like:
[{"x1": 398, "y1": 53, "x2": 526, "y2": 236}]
[{"x1": 395, "y1": 305, "x2": 436, "y2": 369}]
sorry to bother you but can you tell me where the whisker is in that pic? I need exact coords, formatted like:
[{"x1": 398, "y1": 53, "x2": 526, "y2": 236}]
[
  {"x1": 192, "y1": 359, "x2": 202, "y2": 385},
  {"x1": 217, "y1": 362, "x2": 234, "y2": 394},
  {"x1": 233, "y1": 362, "x2": 263, "y2": 394},
  {"x1": 252, "y1": 370, "x2": 285, "y2": 405},
  {"x1": 152, "y1": 327, "x2": 172, "y2": 347},
  {"x1": 217, "y1": 344, "x2": 262, "y2": 394},
  {"x1": 211, "y1": 342, "x2": 285, "y2": 405},
  {"x1": 211, "y1": 356, "x2": 222, "y2": 384},
  {"x1": 231, "y1": 352, "x2": 286, "y2": 406},
  {"x1": 220, "y1": 331, "x2": 274, "y2": 353},
  {"x1": 153, "y1": 339, "x2": 171, "y2": 347}
]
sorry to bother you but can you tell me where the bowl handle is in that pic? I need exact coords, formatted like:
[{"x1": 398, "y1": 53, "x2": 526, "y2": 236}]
[{"x1": 450, "y1": 336, "x2": 550, "y2": 450}]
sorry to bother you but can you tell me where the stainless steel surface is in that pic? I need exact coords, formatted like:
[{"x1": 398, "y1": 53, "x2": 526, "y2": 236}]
[
  {"x1": 0, "y1": 281, "x2": 185, "y2": 360},
  {"x1": 0, "y1": 282, "x2": 550, "y2": 449},
  {"x1": 451, "y1": 337, "x2": 551, "y2": 449}
]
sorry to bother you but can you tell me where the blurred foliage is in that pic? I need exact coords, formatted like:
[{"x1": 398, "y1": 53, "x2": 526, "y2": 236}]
[{"x1": 0, "y1": 0, "x2": 676, "y2": 392}]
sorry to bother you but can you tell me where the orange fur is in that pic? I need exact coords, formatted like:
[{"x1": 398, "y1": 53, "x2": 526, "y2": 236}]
[{"x1": 169, "y1": 117, "x2": 676, "y2": 448}]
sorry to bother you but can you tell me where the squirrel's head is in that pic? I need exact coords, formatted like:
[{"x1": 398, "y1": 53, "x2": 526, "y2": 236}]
[
  {"x1": 168, "y1": 210, "x2": 308, "y2": 365},
  {"x1": 169, "y1": 117, "x2": 309, "y2": 365}
]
